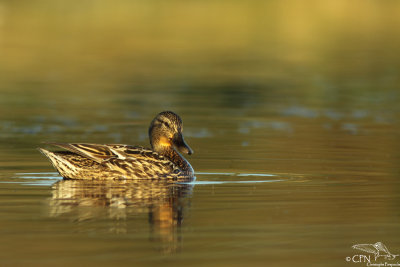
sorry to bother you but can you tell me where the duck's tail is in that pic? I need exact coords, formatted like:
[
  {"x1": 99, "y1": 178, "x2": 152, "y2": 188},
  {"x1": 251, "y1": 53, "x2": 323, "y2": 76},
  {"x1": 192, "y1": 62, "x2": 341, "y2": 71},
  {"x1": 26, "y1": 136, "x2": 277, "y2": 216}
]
[{"x1": 38, "y1": 148, "x2": 77, "y2": 179}]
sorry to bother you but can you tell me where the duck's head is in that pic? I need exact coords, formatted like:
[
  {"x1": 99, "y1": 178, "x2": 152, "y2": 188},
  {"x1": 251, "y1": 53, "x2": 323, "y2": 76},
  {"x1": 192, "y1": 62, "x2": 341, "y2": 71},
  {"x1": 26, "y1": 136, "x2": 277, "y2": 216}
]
[{"x1": 149, "y1": 111, "x2": 193, "y2": 155}]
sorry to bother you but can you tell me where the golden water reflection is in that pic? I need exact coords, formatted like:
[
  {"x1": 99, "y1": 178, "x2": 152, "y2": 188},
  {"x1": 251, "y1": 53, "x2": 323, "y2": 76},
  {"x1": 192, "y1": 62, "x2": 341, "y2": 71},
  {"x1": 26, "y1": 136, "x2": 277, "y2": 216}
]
[{"x1": 48, "y1": 180, "x2": 193, "y2": 252}]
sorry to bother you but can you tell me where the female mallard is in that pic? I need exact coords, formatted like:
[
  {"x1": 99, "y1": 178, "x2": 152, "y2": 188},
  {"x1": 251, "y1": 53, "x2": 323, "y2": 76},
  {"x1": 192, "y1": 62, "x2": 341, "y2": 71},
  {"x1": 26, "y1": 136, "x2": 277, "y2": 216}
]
[{"x1": 39, "y1": 111, "x2": 194, "y2": 180}]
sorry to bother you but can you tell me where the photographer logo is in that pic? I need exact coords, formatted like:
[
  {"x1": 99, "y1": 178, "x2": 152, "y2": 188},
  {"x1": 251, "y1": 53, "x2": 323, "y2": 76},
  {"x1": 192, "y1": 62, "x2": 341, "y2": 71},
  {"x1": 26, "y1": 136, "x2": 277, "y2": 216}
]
[{"x1": 346, "y1": 242, "x2": 399, "y2": 266}]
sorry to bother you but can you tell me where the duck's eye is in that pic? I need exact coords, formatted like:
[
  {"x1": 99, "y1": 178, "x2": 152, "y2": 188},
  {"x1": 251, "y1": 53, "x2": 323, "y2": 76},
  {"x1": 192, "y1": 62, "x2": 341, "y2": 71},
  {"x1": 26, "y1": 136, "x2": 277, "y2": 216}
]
[
  {"x1": 156, "y1": 118, "x2": 171, "y2": 129},
  {"x1": 163, "y1": 121, "x2": 171, "y2": 128}
]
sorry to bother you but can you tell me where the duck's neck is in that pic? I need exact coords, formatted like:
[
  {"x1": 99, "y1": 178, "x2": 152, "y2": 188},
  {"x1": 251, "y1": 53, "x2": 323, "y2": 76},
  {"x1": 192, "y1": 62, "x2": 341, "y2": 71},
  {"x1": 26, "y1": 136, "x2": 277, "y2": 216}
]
[{"x1": 160, "y1": 147, "x2": 193, "y2": 174}]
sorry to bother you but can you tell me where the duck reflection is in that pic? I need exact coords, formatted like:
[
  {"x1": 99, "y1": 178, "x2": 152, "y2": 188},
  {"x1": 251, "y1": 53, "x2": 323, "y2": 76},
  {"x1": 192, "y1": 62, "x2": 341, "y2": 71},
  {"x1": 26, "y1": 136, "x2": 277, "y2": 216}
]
[{"x1": 48, "y1": 179, "x2": 193, "y2": 252}]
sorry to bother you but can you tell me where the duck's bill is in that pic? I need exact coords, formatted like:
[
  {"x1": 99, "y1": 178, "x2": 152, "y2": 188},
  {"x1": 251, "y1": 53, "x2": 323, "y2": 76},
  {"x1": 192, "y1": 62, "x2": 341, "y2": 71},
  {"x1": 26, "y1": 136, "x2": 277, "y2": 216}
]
[{"x1": 174, "y1": 133, "x2": 193, "y2": 155}]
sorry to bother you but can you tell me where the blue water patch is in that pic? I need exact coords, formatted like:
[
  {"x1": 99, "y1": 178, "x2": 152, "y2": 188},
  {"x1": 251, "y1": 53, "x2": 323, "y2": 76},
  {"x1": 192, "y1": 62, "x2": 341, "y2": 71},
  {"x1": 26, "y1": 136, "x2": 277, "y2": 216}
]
[{"x1": 0, "y1": 172, "x2": 63, "y2": 186}]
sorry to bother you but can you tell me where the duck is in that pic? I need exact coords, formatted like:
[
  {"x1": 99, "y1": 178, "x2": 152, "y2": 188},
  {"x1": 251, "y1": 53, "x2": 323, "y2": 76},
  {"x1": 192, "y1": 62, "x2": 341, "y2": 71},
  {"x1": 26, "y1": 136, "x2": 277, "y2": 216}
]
[{"x1": 39, "y1": 111, "x2": 195, "y2": 181}]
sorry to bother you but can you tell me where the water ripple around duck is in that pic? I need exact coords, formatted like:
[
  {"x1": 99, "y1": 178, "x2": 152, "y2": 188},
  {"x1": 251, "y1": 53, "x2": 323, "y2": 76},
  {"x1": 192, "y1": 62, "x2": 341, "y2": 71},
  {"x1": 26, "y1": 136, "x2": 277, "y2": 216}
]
[{"x1": 6, "y1": 171, "x2": 287, "y2": 186}]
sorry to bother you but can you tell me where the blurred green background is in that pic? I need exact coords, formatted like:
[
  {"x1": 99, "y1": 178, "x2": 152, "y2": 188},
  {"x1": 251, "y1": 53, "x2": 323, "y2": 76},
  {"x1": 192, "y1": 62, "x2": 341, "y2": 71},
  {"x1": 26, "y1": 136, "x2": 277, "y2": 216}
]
[{"x1": 1, "y1": 0, "x2": 399, "y2": 94}]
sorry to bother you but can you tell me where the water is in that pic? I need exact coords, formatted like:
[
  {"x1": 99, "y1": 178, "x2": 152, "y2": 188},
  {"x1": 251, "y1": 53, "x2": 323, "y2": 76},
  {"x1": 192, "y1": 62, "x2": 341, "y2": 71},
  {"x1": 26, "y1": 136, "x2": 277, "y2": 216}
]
[{"x1": 1, "y1": 1, "x2": 400, "y2": 266}]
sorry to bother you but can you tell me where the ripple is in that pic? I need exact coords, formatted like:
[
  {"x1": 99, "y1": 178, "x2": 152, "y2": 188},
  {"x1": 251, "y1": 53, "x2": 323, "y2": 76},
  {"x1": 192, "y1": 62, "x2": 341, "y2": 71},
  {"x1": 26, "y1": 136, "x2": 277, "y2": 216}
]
[
  {"x1": 0, "y1": 172, "x2": 63, "y2": 186},
  {"x1": 196, "y1": 172, "x2": 277, "y2": 177},
  {"x1": 192, "y1": 172, "x2": 284, "y2": 184},
  {"x1": 0, "y1": 180, "x2": 58, "y2": 186},
  {"x1": 183, "y1": 180, "x2": 284, "y2": 185},
  {"x1": 196, "y1": 172, "x2": 236, "y2": 176},
  {"x1": 8, "y1": 171, "x2": 285, "y2": 186},
  {"x1": 16, "y1": 172, "x2": 62, "y2": 180},
  {"x1": 237, "y1": 173, "x2": 276, "y2": 177}
]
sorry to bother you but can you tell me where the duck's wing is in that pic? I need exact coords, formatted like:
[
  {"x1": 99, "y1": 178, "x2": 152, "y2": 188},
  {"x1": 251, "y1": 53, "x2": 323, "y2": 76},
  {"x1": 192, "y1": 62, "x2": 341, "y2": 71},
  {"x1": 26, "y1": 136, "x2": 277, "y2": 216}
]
[
  {"x1": 45, "y1": 143, "x2": 179, "y2": 172},
  {"x1": 45, "y1": 143, "x2": 117, "y2": 163}
]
